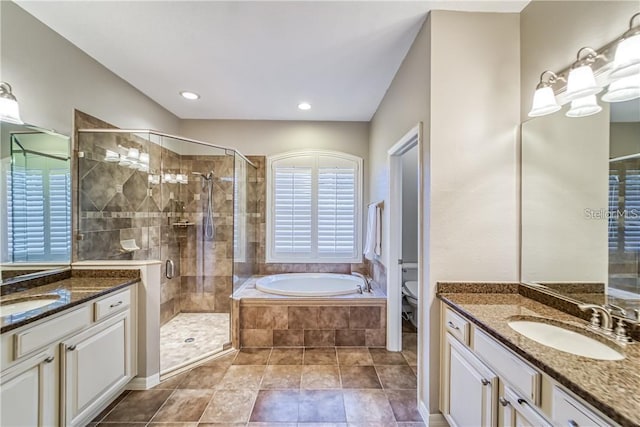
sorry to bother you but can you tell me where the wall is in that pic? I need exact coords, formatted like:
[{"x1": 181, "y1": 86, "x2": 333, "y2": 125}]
[
  {"x1": 611, "y1": 122, "x2": 640, "y2": 159},
  {"x1": 402, "y1": 146, "x2": 419, "y2": 263},
  {"x1": 0, "y1": 1, "x2": 179, "y2": 136},
  {"x1": 180, "y1": 120, "x2": 371, "y2": 275}
]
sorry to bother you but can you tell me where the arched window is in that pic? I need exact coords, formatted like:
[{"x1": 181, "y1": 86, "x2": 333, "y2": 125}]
[{"x1": 266, "y1": 150, "x2": 362, "y2": 263}]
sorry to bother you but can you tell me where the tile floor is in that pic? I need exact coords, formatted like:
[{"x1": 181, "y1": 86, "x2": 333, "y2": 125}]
[
  {"x1": 90, "y1": 338, "x2": 423, "y2": 426},
  {"x1": 160, "y1": 313, "x2": 230, "y2": 372}
]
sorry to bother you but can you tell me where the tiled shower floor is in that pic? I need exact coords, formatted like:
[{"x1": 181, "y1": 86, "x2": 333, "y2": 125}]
[{"x1": 160, "y1": 313, "x2": 230, "y2": 373}]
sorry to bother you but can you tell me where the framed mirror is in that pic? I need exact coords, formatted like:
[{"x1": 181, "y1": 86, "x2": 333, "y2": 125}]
[
  {"x1": 521, "y1": 93, "x2": 640, "y2": 313},
  {"x1": 0, "y1": 122, "x2": 71, "y2": 284}
]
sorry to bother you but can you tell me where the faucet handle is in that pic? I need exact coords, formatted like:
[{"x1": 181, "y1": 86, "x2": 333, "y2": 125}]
[
  {"x1": 578, "y1": 304, "x2": 602, "y2": 329},
  {"x1": 614, "y1": 318, "x2": 632, "y2": 343},
  {"x1": 605, "y1": 303, "x2": 627, "y2": 317}
]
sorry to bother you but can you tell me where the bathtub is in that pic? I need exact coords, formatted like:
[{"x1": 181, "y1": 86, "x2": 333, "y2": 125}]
[{"x1": 255, "y1": 273, "x2": 362, "y2": 297}]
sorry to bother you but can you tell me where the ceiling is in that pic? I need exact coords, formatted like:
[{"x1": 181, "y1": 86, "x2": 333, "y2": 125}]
[{"x1": 17, "y1": 1, "x2": 529, "y2": 121}]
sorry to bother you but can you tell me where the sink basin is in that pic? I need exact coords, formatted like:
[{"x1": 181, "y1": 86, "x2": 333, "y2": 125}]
[
  {"x1": 508, "y1": 319, "x2": 624, "y2": 361},
  {"x1": 0, "y1": 295, "x2": 60, "y2": 316}
]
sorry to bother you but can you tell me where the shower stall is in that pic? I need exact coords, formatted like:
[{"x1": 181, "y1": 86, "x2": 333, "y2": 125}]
[{"x1": 76, "y1": 129, "x2": 257, "y2": 373}]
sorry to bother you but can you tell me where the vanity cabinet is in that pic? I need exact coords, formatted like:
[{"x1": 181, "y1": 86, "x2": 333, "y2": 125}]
[
  {"x1": 442, "y1": 332, "x2": 498, "y2": 427},
  {"x1": 440, "y1": 303, "x2": 617, "y2": 427},
  {"x1": 0, "y1": 348, "x2": 58, "y2": 427},
  {"x1": 0, "y1": 286, "x2": 136, "y2": 426}
]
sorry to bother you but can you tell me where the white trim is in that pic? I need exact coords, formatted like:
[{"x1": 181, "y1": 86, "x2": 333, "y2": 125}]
[
  {"x1": 266, "y1": 149, "x2": 363, "y2": 264},
  {"x1": 126, "y1": 373, "x2": 160, "y2": 390},
  {"x1": 419, "y1": 400, "x2": 448, "y2": 427},
  {"x1": 386, "y1": 124, "x2": 422, "y2": 352}
]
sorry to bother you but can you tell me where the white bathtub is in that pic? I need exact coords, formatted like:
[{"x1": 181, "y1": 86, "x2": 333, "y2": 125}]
[{"x1": 255, "y1": 273, "x2": 362, "y2": 297}]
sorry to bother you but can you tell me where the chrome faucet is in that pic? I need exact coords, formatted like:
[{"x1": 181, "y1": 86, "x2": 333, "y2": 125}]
[
  {"x1": 352, "y1": 272, "x2": 372, "y2": 293},
  {"x1": 578, "y1": 304, "x2": 614, "y2": 333}
]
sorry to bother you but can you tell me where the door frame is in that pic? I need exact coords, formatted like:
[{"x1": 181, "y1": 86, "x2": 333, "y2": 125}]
[{"x1": 386, "y1": 123, "x2": 423, "y2": 351}]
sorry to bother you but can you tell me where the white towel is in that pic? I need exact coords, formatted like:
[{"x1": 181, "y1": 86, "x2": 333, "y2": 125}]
[{"x1": 364, "y1": 204, "x2": 381, "y2": 260}]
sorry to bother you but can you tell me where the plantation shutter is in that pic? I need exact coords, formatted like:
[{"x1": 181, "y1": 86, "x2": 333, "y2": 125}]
[
  {"x1": 317, "y1": 155, "x2": 357, "y2": 259},
  {"x1": 624, "y1": 169, "x2": 640, "y2": 251},
  {"x1": 268, "y1": 151, "x2": 362, "y2": 263},
  {"x1": 608, "y1": 171, "x2": 619, "y2": 251},
  {"x1": 49, "y1": 169, "x2": 71, "y2": 257},
  {"x1": 272, "y1": 156, "x2": 313, "y2": 258}
]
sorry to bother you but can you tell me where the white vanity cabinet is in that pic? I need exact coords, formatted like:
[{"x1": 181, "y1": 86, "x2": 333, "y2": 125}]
[
  {"x1": 440, "y1": 303, "x2": 618, "y2": 427},
  {"x1": 442, "y1": 332, "x2": 498, "y2": 427},
  {"x1": 0, "y1": 285, "x2": 136, "y2": 426},
  {"x1": 0, "y1": 348, "x2": 58, "y2": 427}
]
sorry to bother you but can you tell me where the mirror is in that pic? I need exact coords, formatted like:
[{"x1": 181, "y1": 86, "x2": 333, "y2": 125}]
[
  {"x1": 521, "y1": 93, "x2": 640, "y2": 314},
  {"x1": 0, "y1": 122, "x2": 71, "y2": 284}
]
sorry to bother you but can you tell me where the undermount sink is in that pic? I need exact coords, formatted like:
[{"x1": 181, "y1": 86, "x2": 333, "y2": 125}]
[
  {"x1": 508, "y1": 319, "x2": 625, "y2": 361},
  {"x1": 0, "y1": 295, "x2": 60, "y2": 316}
]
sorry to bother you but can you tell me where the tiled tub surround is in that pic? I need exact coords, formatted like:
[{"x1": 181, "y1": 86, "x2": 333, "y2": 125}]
[
  {"x1": 0, "y1": 269, "x2": 140, "y2": 333},
  {"x1": 438, "y1": 283, "x2": 640, "y2": 427},
  {"x1": 236, "y1": 278, "x2": 387, "y2": 348}
]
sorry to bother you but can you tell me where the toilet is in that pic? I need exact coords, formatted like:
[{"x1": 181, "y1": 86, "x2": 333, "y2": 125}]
[{"x1": 402, "y1": 280, "x2": 419, "y2": 328}]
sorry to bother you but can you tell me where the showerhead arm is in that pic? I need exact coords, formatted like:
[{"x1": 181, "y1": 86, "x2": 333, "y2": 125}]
[{"x1": 192, "y1": 171, "x2": 214, "y2": 181}]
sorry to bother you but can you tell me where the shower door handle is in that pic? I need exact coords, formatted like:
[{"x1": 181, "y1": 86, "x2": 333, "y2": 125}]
[{"x1": 165, "y1": 259, "x2": 175, "y2": 279}]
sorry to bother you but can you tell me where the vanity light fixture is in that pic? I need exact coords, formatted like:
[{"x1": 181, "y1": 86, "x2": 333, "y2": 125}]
[
  {"x1": 566, "y1": 95, "x2": 602, "y2": 118},
  {"x1": 565, "y1": 48, "x2": 602, "y2": 101},
  {"x1": 609, "y1": 13, "x2": 640, "y2": 80},
  {"x1": 528, "y1": 71, "x2": 562, "y2": 117},
  {"x1": 0, "y1": 82, "x2": 23, "y2": 124},
  {"x1": 602, "y1": 74, "x2": 640, "y2": 103},
  {"x1": 528, "y1": 12, "x2": 640, "y2": 120},
  {"x1": 180, "y1": 91, "x2": 200, "y2": 100},
  {"x1": 298, "y1": 102, "x2": 311, "y2": 110}
]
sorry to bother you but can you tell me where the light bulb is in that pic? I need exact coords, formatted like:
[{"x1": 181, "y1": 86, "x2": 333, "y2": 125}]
[
  {"x1": 566, "y1": 95, "x2": 602, "y2": 118},
  {"x1": 610, "y1": 33, "x2": 640, "y2": 80},
  {"x1": 565, "y1": 65, "x2": 602, "y2": 101},
  {"x1": 602, "y1": 74, "x2": 640, "y2": 102},
  {"x1": 528, "y1": 86, "x2": 561, "y2": 117}
]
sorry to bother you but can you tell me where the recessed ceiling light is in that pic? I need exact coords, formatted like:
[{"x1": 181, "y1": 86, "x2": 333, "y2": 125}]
[
  {"x1": 298, "y1": 102, "x2": 311, "y2": 110},
  {"x1": 180, "y1": 91, "x2": 200, "y2": 100}
]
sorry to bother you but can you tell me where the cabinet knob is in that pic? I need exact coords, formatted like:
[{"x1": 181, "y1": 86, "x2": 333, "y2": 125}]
[
  {"x1": 568, "y1": 420, "x2": 579, "y2": 427},
  {"x1": 44, "y1": 356, "x2": 55, "y2": 364},
  {"x1": 67, "y1": 345, "x2": 77, "y2": 351},
  {"x1": 109, "y1": 301, "x2": 123, "y2": 308},
  {"x1": 447, "y1": 321, "x2": 460, "y2": 331},
  {"x1": 499, "y1": 397, "x2": 510, "y2": 407},
  {"x1": 517, "y1": 398, "x2": 527, "y2": 406},
  {"x1": 481, "y1": 378, "x2": 490, "y2": 386}
]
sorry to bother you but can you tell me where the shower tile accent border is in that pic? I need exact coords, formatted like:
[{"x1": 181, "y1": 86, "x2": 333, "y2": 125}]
[{"x1": 238, "y1": 300, "x2": 387, "y2": 348}]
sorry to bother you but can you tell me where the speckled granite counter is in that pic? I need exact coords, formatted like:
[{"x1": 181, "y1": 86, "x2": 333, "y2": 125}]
[
  {"x1": 1, "y1": 270, "x2": 140, "y2": 334},
  {"x1": 439, "y1": 291, "x2": 640, "y2": 427}
]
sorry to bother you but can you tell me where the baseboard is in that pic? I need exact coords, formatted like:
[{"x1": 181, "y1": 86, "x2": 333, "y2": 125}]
[
  {"x1": 418, "y1": 400, "x2": 449, "y2": 427},
  {"x1": 126, "y1": 373, "x2": 160, "y2": 390}
]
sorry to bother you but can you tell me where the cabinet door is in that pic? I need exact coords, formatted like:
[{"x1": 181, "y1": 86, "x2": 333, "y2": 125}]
[
  {"x1": 444, "y1": 333, "x2": 498, "y2": 427},
  {"x1": 501, "y1": 385, "x2": 551, "y2": 427},
  {"x1": 0, "y1": 349, "x2": 57, "y2": 427},
  {"x1": 62, "y1": 311, "x2": 133, "y2": 427},
  {"x1": 552, "y1": 387, "x2": 609, "y2": 427}
]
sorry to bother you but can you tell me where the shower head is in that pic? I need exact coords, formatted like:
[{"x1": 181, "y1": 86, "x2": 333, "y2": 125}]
[{"x1": 192, "y1": 171, "x2": 214, "y2": 181}]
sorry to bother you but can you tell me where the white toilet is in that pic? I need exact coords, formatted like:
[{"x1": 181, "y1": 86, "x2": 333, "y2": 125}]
[{"x1": 402, "y1": 280, "x2": 418, "y2": 328}]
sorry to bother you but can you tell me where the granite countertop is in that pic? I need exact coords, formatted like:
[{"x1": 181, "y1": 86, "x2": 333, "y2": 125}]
[
  {"x1": 439, "y1": 292, "x2": 640, "y2": 427},
  {"x1": 1, "y1": 273, "x2": 140, "y2": 334}
]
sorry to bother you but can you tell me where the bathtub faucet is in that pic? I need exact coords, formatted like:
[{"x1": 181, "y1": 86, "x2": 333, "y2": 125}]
[{"x1": 352, "y1": 272, "x2": 372, "y2": 293}]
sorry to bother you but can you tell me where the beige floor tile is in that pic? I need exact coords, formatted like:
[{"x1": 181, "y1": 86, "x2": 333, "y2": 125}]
[
  {"x1": 343, "y1": 390, "x2": 396, "y2": 423},
  {"x1": 200, "y1": 388, "x2": 257, "y2": 423},
  {"x1": 150, "y1": 389, "x2": 213, "y2": 422},
  {"x1": 337, "y1": 348, "x2": 373, "y2": 366},
  {"x1": 260, "y1": 365, "x2": 302, "y2": 389},
  {"x1": 217, "y1": 365, "x2": 266, "y2": 389},
  {"x1": 301, "y1": 365, "x2": 341, "y2": 389}
]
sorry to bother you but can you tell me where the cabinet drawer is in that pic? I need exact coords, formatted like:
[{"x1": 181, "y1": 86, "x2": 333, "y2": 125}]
[
  {"x1": 94, "y1": 289, "x2": 130, "y2": 321},
  {"x1": 552, "y1": 387, "x2": 609, "y2": 427},
  {"x1": 14, "y1": 306, "x2": 91, "y2": 359},
  {"x1": 444, "y1": 307, "x2": 469, "y2": 345},
  {"x1": 474, "y1": 329, "x2": 541, "y2": 405}
]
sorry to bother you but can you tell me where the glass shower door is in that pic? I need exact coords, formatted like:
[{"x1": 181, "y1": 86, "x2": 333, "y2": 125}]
[{"x1": 158, "y1": 134, "x2": 234, "y2": 373}]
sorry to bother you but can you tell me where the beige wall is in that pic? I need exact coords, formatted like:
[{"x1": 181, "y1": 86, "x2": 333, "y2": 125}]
[
  {"x1": 368, "y1": 10, "x2": 520, "y2": 416},
  {"x1": 0, "y1": 2, "x2": 179, "y2": 136},
  {"x1": 520, "y1": 1, "x2": 637, "y2": 121},
  {"x1": 428, "y1": 10, "x2": 520, "y2": 413},
  {"x1": 611, "y1": 122, "x2": 640, "y2": 159}
]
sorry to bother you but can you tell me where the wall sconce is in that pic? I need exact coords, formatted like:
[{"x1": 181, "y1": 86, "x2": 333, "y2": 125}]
[
  {"x1": 610, "y1": 12, "x2": 640, "y2": 80},
  {"x1": 566, "y1": 95, "x2": 602, "y2": 118},
  {"x1": 565, "y1": 48, "x2": 602, "y2": 101},
  {"x1": 528, "y1": 71, "x2": 562, "y2": 117},
  {"x1": 0, "y1": 82, "x2": 23, "y2": 124},
  {"x1": 528, "y1": 12, "x2": 639, "y2": 119}
]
